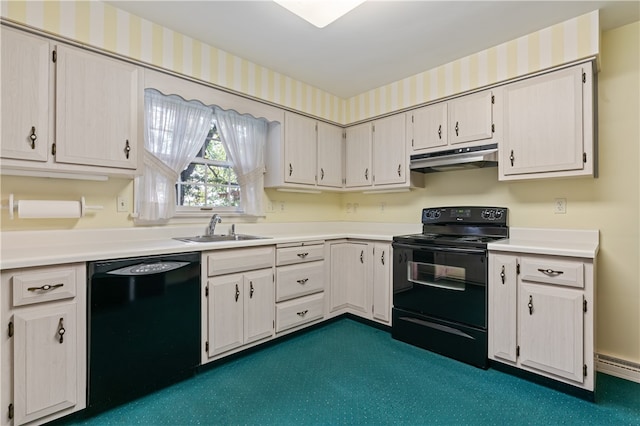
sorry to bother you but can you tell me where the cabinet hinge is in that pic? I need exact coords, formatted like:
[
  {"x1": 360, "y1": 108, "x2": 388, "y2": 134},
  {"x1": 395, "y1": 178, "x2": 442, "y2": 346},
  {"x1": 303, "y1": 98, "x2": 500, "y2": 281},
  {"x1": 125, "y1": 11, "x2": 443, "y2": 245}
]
[
  {"x1": 273, "y1": 320, "x2": 275, "y2": 329},
  {"x1": 583, "y1": 299, "x2": 587, "y2": 313},
  {"x1": 583, "y1": 152, "x2": 587, "y2": 163},
  {"x1": 516, "y1": 263, "x2": 520, "y2": 275},
  {"x1": 411, "y1": 115, "x2": 414, "y2": 123},
  {"x1": 411, "y1": 139, "x2": 414, "y2": 147},
  {"x1": 205, "y1": 286, "x2": 209, "y2": 297},
  {"x1": 52, "y1": 142, "x2": 56, "y2": 156},
  {"x1": 52, "y1": 50, "x2": 57, "y2": 63},
  {"x1": 372, "y1": 124, "x2": 375, "y2": 133},
  {"x1": 516, "y1": 346, "x2": 520, "y2": 357},
  {"x1": 584, "y1": 364, "x2": 588, "y2": 377},
  {"x1": 491, "y1": 124, "x2": 495, "y2": 133},
  {"x1": 315, "y1": 123, "x2": 318, "y2": 132},
  {"x1": 582, "y1": 72, "x2": 586, "y2": 83},
  {"x1": 272, "y1": 274, "x2": 275, "y2": 283},
  {"x1": 205, "y1": 341, "x2": 209, "y2": 352},
  {"x1": 8, "y1": 403, "x2": 13, "y2": 420},
  {"x1": 7, "y1": 321, "x2": 13, "y2": 338},
  {"x1": 491, "y1": 95, "x2": 495, "y2": 104}
]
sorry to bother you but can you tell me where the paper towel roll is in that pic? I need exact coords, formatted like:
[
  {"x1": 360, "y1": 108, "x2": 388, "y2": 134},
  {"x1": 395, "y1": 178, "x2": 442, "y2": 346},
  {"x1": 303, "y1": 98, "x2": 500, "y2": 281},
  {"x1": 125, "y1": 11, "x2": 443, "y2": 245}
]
[{"x1": 17, "y1": 200, "x2": 82, "y2": 219}]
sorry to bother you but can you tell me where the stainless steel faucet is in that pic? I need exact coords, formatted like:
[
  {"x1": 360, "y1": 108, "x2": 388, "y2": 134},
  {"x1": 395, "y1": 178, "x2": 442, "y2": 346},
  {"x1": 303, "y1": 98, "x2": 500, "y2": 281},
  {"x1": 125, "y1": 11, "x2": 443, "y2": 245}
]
[{"x1": 207, "y1": 214, "x2": 222, "y2": 236}]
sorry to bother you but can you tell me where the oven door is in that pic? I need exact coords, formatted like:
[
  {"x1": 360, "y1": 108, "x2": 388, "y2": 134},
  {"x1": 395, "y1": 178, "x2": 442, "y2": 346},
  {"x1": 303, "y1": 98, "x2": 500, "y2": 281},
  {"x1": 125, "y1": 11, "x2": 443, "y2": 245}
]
[{"x1": 392, "y1": 242, "x2": 487, "y2": 329}]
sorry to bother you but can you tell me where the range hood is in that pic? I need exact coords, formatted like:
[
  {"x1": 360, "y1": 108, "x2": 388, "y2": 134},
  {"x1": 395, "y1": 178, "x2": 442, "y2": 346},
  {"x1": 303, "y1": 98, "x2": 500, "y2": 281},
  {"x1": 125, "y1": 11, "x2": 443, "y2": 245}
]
[{"x1": 410, "y1": 143, "x2": 498, "y2": 173}]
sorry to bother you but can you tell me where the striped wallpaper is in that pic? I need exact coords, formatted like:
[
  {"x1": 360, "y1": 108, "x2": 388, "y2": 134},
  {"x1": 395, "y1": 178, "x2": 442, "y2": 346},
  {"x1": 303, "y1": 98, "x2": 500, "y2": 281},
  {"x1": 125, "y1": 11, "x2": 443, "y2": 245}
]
[{"x1": 1, "y1": 1, "x2": 599, "y2": 125}]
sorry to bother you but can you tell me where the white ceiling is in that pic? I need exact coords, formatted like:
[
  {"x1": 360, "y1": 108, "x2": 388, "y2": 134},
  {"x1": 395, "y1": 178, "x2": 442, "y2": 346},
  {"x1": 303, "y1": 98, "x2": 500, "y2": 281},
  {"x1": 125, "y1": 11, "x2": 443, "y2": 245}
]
[{"x1": 105, "y1": 1, "x2": 639, "y2": 98}]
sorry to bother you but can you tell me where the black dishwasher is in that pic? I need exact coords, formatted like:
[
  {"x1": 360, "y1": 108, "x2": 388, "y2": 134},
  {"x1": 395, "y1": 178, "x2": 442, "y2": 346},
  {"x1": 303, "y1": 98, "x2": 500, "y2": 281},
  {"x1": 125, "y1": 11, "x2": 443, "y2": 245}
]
[{"x1": 87, "y1": 252, "x2": 200, "y2": 413}]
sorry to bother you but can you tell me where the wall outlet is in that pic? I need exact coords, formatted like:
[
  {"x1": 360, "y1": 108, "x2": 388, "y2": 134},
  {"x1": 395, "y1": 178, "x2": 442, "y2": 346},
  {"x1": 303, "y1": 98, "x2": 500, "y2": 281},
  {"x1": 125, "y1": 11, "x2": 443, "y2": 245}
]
[
  {"x1": 117, "y1": 196, "x2": 128, "y2": 212},
  {"x1": 554, "y1": 198, "x2": 567, "y2": 214},
  {"x1": 346, "y1": 203, "x2": 353, "y2": 213}
]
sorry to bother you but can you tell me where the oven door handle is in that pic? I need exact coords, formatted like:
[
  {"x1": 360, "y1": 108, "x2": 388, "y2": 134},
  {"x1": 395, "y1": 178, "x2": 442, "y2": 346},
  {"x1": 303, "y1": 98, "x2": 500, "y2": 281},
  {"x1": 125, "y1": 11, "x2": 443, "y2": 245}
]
[
  {"x1": 409, "y1": 278, "x2": 466, "y2": 291},
  {"x1": 392, "y1": 243, "x2": 486, "y2": 255}
]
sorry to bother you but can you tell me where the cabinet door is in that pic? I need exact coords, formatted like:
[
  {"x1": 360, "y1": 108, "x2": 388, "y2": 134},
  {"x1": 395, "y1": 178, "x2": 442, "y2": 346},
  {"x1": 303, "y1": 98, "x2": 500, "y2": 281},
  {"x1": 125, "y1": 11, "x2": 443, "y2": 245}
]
[
  {"x1": 345, "y1": 123, "x2": 372, "y2": 187},
  {"x1": 411, "y1": 103, "x2": 447, "y2": 152},
  {"x1": 13, "y1": 303, "x2": 77, "y2": 425},
  {"x1": 448, "y1": 90, "x2": 493, "y2": 145},
  {"x1": 330, "y1": 242, "x2": 368, "y2": 313},
  {"x1": 1, "y1": 27, "x2": 50, "y2": 162},
  {"x1": 55, "y1": 45, "x2": 139, "y2": 169},
  {"x1": 488, "y1": 254, "x2": 518, "y2": 363},
  {"x1": 283, "y1": 112, "x2": 317, "y2": 185},
  {"x1": 502, "y1": 66, "x2": 585, "y2": 175},
  {"x1": 243, "y1": 269, "x2": 274, "y2": 344},
  {"x1": 373, "y1": 114, "x2": 406, "y2": 185},
  {"x1": 519, "y1": 283, "x2": 584, "y2": 383},
  {"x1": 317, "y1": 122, "x2": 343, "y2": 188},
  {"x1": 208, "y1": 274, "x2": 244, "y2": 356},
  {"x1": 372, "y1": 243, "x2": 391, "y2": 323}
]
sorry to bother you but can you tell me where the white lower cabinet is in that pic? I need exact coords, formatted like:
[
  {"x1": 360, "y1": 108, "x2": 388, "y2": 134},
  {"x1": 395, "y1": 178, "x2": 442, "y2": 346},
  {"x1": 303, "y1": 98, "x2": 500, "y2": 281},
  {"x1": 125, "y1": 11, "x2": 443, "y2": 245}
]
[
  {"x1": 1, "y1": 263, "x2": 86, "y2": 426},
  {"x1": 275, "y1": 241, "x2": 325, "y2": 333},
  {"x1": 203, "y1": 247, "x2": 275, "y2": 360},
  {"x1": 488, "y1": 251, "x2": 595, "y2": 392},
  {"x1": 329, "y1": 241, "x2": 392, "y2": 325}
]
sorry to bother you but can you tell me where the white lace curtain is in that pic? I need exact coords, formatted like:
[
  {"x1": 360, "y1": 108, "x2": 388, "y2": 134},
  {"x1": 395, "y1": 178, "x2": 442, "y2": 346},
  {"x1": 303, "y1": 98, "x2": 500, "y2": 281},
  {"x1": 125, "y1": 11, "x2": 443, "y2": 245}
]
[
  {"x1": 134, "y1": 89, "x2": 214, "y2": 225},
  {"x1": 213, "y1": 106, "x2": 268, "y2": 216}
]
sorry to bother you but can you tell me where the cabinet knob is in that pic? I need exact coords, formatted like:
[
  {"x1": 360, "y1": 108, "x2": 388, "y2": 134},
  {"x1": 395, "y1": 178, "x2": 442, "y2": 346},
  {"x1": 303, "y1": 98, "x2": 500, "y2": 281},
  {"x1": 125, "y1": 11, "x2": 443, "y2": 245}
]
[
  {"x1": 438, "y1": 124, "x2": 442, "y2": 140},
  {"x1": 500, "y1": 265, "x2": 505, "y2": 284},
  {"x1": 320, "y1": 168, "x2": 325, "y2": 180},
  {"x1": 235, "y1": 283, "x2": 240, "y2": 302},
  {"x1": 510, "y1": 150, "x2": 515, "y2": 167},
  {"x1": 29, "y1": 126, "x2": 37, "y2": 149},
  {"x1": 297, "y1": 278, "x2": 309, "y2": 285},
  {"x1": 250, "y1": 282, "x2": 254, "y2": 298},
  {"x1": 27, "y1": 283, "x2": 64, "y2": 292},
  {"x1": 360, "y1": 250, "x2": 364, "y2": 264},
  {"x1": 124, "y1": 139, "x2": 131, "y2": 159},
  {"x1": 296, "y1": 310, "x2": 308, "y2": 317},
  {"x1": 528, "y1": 295, "x2": 534, "y2": 315},
  {"x1": 365, "y1": 168, "x2": 369, "y2": 181},
  {"x1": 397, "y1": 164, "x2": 401, "y2": 177},
  {"x1": 289, "y1": 163, "x2": 293, "y2": 176},
  {"x1": 455, "y1": 121, "x2": 459, "y2": 137},
  {"x1": 381, "y1": 250, "x2": 385, "y2": 265},
  {"x1": 296, "y1": 252, "x2": 309, "y2": 258}
]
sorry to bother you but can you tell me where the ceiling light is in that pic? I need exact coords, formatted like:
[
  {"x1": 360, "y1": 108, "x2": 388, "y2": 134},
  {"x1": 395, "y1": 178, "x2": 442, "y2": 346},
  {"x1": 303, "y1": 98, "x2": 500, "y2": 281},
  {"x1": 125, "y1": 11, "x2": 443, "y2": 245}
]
[{"x1": 274, "y1": 0, "x2": 366, "y2": 28}]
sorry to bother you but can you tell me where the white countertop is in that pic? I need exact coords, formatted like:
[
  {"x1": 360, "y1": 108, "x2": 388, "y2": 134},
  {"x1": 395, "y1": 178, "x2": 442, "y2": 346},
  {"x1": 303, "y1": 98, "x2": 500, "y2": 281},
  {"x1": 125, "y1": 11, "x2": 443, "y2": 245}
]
[
  {"x1": 0, "y1": 222, "x2": 421, "y2": 269},
  {"x1": 1, "y1": 223, "x2": 600, "y2": 269},
  {"x1": 487, "y1": 227, "x2": 599, "y2": 258}
]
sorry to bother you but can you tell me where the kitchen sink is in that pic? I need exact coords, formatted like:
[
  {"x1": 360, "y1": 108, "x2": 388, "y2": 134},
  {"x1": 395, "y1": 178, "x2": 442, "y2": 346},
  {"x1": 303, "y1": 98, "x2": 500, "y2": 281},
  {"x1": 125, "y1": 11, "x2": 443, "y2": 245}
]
[{"x1": 173, "y1": 234, "x2": 270, "y2": 243}]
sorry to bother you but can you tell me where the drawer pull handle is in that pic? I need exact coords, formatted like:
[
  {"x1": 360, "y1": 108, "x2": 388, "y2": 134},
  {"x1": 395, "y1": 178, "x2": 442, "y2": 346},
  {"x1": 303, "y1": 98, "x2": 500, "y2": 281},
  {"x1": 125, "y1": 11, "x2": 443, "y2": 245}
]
[
  {"x1": 297, "y1": 278, "x2": 309, "y2": 285},
  {"x1": 124, "y1": 139, "x2": 131, "y2": 159},
  {"x1": 528, "y1": 295, "x2": 534, "y2": 315},
  {"x1": 538, "y1": 268, "x2": 564, "y2": 277},
  {"x1": 250, "y1": 282, "x2": 254, "y2": 298},
  {"x1": 296, "y1": 310, "x2": 308, "y2": 317},
  {"x1": 296, "y1": 253, "x2": 309, "y2": 258},
  {"x1": 57, "y1": 318, "x2": 65, "y2": 344},
  {"x1": 235, "y1": 284, "x2": 240, "y2": 302},
  {"x1": 381, "y1": 251, "x2": 385, "y2": 265},
  {"x1": 500, "y1": 265, "x2": 505, "y2": 284},
  {"x1": 27, "y1": 283, "x2": 64, "y2": 292}
]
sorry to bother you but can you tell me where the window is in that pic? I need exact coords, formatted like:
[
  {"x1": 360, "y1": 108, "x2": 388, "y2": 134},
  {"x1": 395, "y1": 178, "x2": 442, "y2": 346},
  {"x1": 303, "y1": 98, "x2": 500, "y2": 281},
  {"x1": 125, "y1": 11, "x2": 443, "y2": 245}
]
[{"x1": 176, "y1": 123, "x2": 241, "y2": 212}]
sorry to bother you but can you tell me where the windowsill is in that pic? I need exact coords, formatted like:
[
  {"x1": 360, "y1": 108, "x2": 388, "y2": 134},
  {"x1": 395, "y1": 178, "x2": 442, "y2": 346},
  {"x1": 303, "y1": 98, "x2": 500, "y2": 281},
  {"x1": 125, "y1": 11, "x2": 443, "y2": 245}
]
[{"x1": 168, "y1": 209, "x2": 264, "y2": 225}]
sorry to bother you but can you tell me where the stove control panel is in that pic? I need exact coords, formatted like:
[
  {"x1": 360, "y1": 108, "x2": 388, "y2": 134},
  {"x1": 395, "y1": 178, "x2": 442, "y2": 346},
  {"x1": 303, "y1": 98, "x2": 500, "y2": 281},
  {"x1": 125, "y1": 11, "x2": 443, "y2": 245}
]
[{"x1": 422, "y1": 207, "x2": 507, "y2": 225}]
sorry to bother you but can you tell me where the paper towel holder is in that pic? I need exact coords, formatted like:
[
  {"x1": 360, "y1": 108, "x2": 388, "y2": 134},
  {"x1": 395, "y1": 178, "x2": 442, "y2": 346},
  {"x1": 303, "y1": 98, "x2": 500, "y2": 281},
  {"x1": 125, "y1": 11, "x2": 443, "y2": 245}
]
[{"x1": 5, "y1": 193, "x2": 103, "y2": 219}]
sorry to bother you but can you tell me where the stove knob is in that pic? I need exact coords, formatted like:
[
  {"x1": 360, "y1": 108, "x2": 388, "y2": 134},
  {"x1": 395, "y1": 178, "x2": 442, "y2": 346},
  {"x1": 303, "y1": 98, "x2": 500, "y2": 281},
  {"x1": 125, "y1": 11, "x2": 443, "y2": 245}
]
[
  {"x1": 495, "y1": 210, "x2": 503, "y2": 219},
  {"x1": 434, "y1": 210, "x2": 441, "y2": 219}
]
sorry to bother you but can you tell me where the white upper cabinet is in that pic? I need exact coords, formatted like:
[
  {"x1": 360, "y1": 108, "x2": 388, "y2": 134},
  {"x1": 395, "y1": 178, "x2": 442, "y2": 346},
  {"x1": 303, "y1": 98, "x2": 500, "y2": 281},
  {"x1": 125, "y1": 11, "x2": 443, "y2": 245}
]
[
  {"x1": 372, "y1": 114, "x2": 407, "y2": 186},
  {"x1": 317, "y1": 122, "x2": 344, "y2": 188},
  {"x1": 1, "y1": 27, "x2": 50, "y2": 163},
  {"x1": 265, "y1": 111, "x2": 344, "y2": 191},
  {"x1": 283, "y1": 112, "x2": 317, "y2": 185},
  {"x1": 499, "y1": 63, "x2": 594, "y2": 180},
  {"x1": 410, "y1": 103, "x2": 448, "y2": 152},
  {"x1": 344, "y1": 122, "x2": 373, "y2": 188},
  {"x1": 55, "y1": 45, "x2": 140, "y2": 170},
  {"x1": 448, "y1": 90, "x2": 494, "y2": 145},
  {"x1": 0, "y1": 27, "x2": 142, "y2": 178}
]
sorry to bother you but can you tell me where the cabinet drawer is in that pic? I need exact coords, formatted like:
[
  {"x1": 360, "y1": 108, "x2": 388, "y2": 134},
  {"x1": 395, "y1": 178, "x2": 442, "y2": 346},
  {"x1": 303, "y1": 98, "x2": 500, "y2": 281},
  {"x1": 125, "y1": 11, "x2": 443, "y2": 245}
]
[
  {"x1": 520, "y1": 257, "x2": 584, "y2": 289},
  {"x1": 276, "y1": 244, "x2": 324, "y2": 266},
  {"x1": 276, "y1": 261, "x2": 324, "y2": 302},
  {"x1": 207, "y1": 246, "x2": 275, "y2": 276},
  {"x1": 276, "y1": 292, "x2": 324, "y2": 333},
  {"x1": 9, "y1": 264, "x2": 80, "y2": 307}
]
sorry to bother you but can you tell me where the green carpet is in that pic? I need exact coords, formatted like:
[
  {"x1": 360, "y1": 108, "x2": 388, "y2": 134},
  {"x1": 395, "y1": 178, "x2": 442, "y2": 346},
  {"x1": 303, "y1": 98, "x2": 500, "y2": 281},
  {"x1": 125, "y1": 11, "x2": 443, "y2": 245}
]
[{"x1": 65, "y1": 318, "x2": 640, "y2": 425}]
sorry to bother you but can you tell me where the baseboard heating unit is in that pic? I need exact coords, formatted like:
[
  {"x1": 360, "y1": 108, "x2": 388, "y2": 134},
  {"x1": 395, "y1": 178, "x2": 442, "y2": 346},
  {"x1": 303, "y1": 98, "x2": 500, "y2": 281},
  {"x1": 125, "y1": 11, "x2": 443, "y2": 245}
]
[{"x1": 596, "y1": 354, "x2": 640, "y2": 383}]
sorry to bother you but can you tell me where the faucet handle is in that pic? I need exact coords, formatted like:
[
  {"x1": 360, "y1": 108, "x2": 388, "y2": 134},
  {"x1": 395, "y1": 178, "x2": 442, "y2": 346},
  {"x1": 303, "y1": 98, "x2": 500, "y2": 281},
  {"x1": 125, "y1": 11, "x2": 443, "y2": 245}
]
[{"x1": 228, "y1": 224, "x2": 236, "y2": 235}]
